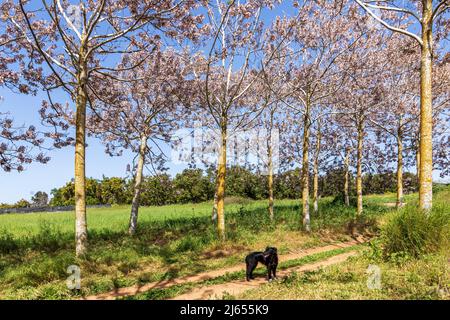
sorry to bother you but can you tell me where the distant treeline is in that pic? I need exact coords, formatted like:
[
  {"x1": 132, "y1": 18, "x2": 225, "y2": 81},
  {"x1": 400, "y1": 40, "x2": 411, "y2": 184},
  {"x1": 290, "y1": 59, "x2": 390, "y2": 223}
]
[{"x1": 0, "y1": 166, "x2": 422, "y2": 209}]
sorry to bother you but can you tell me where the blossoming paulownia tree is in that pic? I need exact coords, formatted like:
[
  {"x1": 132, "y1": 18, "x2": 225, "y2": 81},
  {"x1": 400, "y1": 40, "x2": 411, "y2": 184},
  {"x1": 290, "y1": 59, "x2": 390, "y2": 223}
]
[
  {"x1": 91, "y1": 47, "x2": 191, "y2": 235},
  {"x1": 0, "y1": 15, "x2": 52, "y2": 172},
  {"x1": 279, "y1": 0, "x2": 368, "y2": 228},
  {"x1": 191, "y1": 0, "x2": 284, "y2": 240},
  {"x1": 2, "y1": 0, "x2": 203, "y2": 256},
  {"x1": 354, "y1": 0, "x2": 450, "y2": 211}
]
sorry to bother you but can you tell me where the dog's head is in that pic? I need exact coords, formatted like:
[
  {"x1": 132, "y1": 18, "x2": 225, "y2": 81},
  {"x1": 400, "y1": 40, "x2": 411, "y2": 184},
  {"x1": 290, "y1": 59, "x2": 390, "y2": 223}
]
[{"x1": 263, "y1": 247, "x2": 277, "y2": 257}]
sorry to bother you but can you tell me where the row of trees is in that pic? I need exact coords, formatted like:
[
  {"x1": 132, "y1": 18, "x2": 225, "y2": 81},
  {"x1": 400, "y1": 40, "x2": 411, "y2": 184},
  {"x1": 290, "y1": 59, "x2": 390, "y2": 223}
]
[
  {"x1": 0, "y1": 191, "x2": 49, "y2": 209},
  {"x1": 48, "y1": 169, "x2": 421, "y2": 205},
  {"x1": 0, "y1": 0, "x2": 448, "y2": 256},
  {"x1": 1, "y1": 167, "x2": 421, "y2": 209}
]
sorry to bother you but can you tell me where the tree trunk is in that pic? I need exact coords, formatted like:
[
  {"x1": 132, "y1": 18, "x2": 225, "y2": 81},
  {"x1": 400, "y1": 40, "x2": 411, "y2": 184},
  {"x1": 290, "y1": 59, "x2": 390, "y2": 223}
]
[
  {"x1": 267, "y1": 112, "x2": 274, "y2": 220},
  {"x1": 267, "y1": 138, "x2": 274, "y2": 220},
  {"x1": 416, "y1": 145, "x2": 420, "y2": 182},
  {"x1": 356, "y1": 118, "x2": 363, "y2": 216},
  {"x1": 312, "y1": 123, "x2": 321, "y2": 214},
  {"x1": 216, "y1": 124, "x2": 227, "y2": 240},
  {"x1": 396, "y1": 127, "x2": 403, "y2": 209},
  {"x1": 419, "y1": 0, "x2": 433, "y2": 211},
  {"x1": 75, "y1": 56, "x2": 88, "y2": 257},
  {"x1": 301, "y1": 105, "x2": 311, "y2": 231},
  {"x1": 344, "y1": 147, "x2": 350, "y2": 207},
  {"x1": 212, "y1": 190, "x2": 218, "y2": 222},
  {"x1": 212, "y1": 164, "x2": 219, "y2": 222},
  {"x1": 129, "y1": 135, "x2": 147, "y2": 235}
]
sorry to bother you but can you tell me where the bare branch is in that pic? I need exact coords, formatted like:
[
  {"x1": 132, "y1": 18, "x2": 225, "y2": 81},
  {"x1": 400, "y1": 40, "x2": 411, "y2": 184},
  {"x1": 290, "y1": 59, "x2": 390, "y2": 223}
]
[{"x1": 354, "y1": 0, "x2": 423, "y2": 46}]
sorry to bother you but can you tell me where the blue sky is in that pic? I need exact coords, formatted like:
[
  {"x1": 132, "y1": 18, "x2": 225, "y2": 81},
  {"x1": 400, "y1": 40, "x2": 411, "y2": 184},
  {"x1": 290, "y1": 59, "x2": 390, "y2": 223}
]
[
  {"x1": 0, "y1": 89, "x2": 278, "y2": 203},
  {"x1": 0, "y1": 87, "x2": 192, "y2": 203}
]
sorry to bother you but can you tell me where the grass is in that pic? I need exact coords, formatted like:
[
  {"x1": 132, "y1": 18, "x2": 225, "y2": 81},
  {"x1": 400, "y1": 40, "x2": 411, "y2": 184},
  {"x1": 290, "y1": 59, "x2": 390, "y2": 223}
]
[
  {"x1": 381, "y1": 200, "x2": 450, "y2": 259},
  {"x1": 237, "y1": 250, "x2": 449, "y2": 300},
  {"x1": 0, "y1": 201, "x2": 338, "y2": 299},
  {"x1": 0, "y1": 192, "x2": 396, "y2": 240},
  {"x1": 236, "y1": 188, "x2": 450, "y2": 300},
  {"x1": 358, "y1": 192, "x2": 417, "y2": 205},
  {"x1": 0, "y1": 199, "x2": 289, "y2": 238},
  {"x1": 123, "y1": 245, "x2": 361, "y2": 300},
  {"x1": 0, "y1": 191, "x2": 428, "y2": 300}
]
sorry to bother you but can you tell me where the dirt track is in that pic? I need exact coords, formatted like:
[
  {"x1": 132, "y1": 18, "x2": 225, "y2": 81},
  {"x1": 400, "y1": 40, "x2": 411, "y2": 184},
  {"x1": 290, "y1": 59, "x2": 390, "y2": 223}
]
[
  {"x1": 170, "y1": 250, "x2": 358, "y2": 300},
  {"x1": 82, "y1": 240, "x2": 361, "y2": 300}
]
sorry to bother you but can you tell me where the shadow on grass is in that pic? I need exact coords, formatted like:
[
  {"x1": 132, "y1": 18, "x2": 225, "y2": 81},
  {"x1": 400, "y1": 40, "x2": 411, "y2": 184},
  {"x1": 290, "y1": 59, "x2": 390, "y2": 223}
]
[
  {"x1": 0, "y1": 200, "x2": 387, "y2": 292},
  {"x1": 0, "y1": 200, "x2": 386, "y2": 255}
]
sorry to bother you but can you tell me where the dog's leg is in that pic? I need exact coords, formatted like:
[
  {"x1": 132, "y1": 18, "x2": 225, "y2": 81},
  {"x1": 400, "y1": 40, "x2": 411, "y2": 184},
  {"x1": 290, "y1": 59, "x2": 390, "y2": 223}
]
[
  {"x1": 267, "y1": 266, "x2": 272, "y2": 281},
  {"x1": 249, "y1": 263, "x2": 257, "y2": 280},
  {"x1": 246, "y1": 262, "x2": 257, "y2": 281}
]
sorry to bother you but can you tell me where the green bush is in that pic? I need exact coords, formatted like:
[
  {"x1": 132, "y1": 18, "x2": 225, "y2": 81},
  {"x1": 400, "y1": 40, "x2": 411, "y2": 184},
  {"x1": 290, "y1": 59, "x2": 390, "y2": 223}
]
[
  {"x1": 29, "y1": 222, "x2": 71, "y2": 252},
  {"x1": 14, "y1": 199, "x2": 31, "y2": 208},
  {"x1": 0, "y1": 230, "x2": 19, "y2": 254},
  {"x1": 382, "y1": 203, "x2": 450, "y2": 259},
  {"x1": 173, "y1": 169, "x2": 214, "y2": 203},
  {"x1": 330, "y1": 194, "x2": 357, "y2": 207},
  {"x1": 140, "y1": 174, "x2": 173, "y2": 206}
]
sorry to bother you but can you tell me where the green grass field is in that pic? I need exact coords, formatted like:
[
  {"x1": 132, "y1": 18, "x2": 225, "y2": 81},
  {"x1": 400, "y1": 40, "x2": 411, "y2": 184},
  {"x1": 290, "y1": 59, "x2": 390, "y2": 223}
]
[
  {"x1": 237, "y1": 188, "x2": 450, "y2": 300},
  {"x1": 0, "y1": 193, "x2": 408, "y2": 239},
  {"x1": 237, "y1": 250, "x2": 449, "y2": 300},
  {"x1": 0, "y1": 190, "x2": 447, "y2": 300},
  {"x1": 0, "y1": 198, "x2": 298, "y2": 238},
  {"x1": 0, "y1": 189, "x2": 420, "y2": 235}
]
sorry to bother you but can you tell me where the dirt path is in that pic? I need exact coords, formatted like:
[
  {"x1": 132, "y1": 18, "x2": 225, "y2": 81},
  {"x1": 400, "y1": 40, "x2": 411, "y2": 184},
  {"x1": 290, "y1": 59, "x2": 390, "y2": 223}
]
[
  {"x1": 82, "y1": 240, "x2": 362, "y2": 300},
  {"x1": 170, "y1": 250, "x2": 358, "y2": 300}
]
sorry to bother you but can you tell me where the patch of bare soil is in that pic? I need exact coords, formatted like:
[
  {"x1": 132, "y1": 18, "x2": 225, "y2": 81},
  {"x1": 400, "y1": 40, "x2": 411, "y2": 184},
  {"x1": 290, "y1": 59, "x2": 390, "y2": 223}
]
[
  {"x1": 201, "y1": 244, "x2": 248, "y2": 259},
  {"x1": 82, "y1": 240, "x2": 361, "y2": 300}
]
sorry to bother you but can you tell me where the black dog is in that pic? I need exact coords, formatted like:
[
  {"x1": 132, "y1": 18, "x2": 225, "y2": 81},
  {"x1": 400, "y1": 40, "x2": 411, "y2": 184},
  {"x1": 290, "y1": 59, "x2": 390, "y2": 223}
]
[{"x1": 245, "y1": 247, "x2": 278, "y2": 281}]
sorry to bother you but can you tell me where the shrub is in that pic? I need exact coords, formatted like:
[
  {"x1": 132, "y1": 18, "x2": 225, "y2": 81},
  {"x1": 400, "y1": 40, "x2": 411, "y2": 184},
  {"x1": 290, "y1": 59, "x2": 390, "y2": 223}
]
[
  {"x1": 331, "y1": 194, "x2": 357, "y2": 207},
  {"x1": 173, "y1": 169, "x2": 214, "y2": 204},
  {"x1": 29, "y1": 222, "x2": 70, "y2": 252},
  {"x1": 0, "y1": 230, "x2": 19, "y2": 254},
  {"x1": 14, "y1": 199, "x2": 31, "y2": 208},
  {"x1": 382, "y1": 203, "x2": 450, "y2": 259}
]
